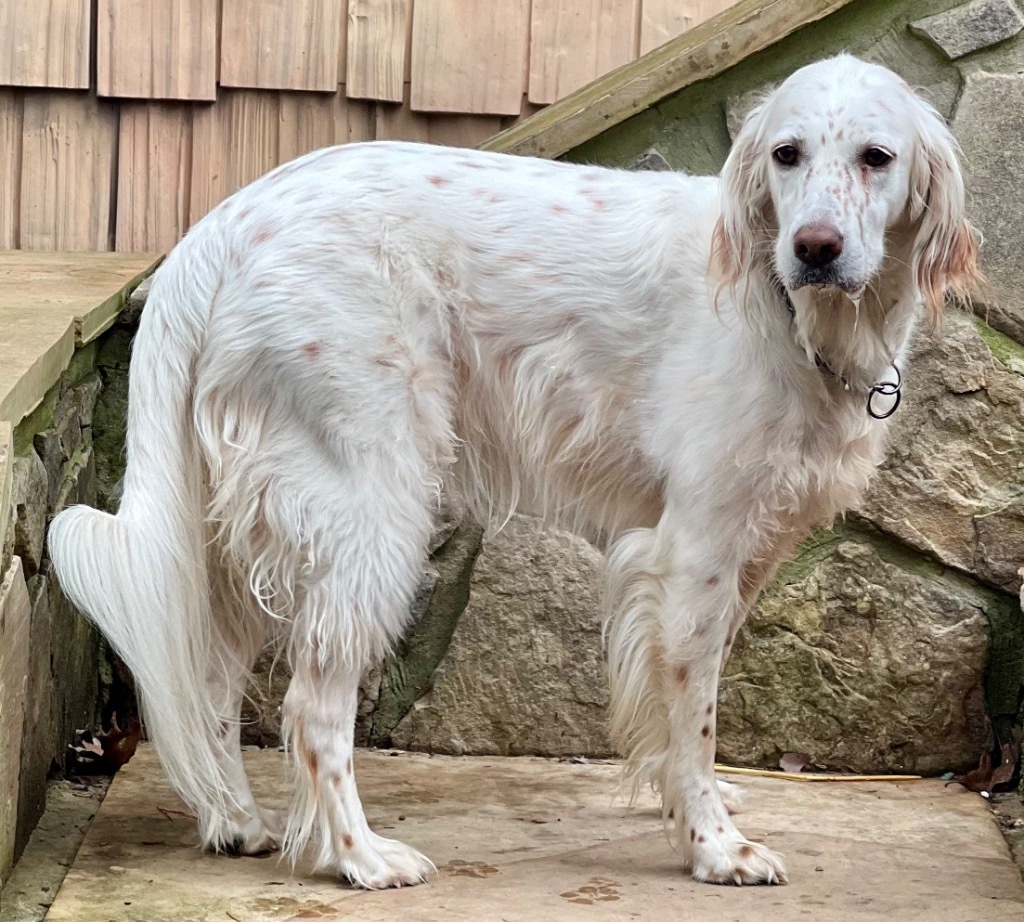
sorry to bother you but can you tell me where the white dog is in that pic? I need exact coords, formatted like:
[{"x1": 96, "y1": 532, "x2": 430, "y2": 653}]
[{"x1": 50, "y1": 55, "x2": 980, "y2": 888}]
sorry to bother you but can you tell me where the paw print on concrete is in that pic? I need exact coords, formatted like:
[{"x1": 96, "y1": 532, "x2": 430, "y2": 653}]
[
  {"x1": 442, "y1": 858, "x2": 500, "y2": 878},
  {"x1": 560, "y1": 877, "x2": 622, "y2": 904}
]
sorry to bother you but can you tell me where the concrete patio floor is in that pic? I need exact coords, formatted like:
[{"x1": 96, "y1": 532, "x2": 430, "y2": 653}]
[{"x1": 39, "y1": 746, "x2": 1024, "y2": 922}]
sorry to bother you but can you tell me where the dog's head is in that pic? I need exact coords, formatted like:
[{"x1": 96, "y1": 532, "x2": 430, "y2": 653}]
[{"x1": 712, "y1": 55, "x2": 982, "y2": 321}]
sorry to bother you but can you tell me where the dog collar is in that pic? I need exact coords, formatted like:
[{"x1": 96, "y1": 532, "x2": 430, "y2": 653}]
[{"x1": 778, "y1": 284, "x2": 903, "y2": 420}]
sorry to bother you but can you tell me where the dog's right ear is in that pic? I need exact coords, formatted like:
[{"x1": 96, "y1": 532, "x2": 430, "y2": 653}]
[{"x1": 711, "y1": 103, "x2": 772, "y2": 290}]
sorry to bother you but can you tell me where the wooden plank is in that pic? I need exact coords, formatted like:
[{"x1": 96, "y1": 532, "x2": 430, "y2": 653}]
[
  {"x1": 0, "y1": 91, "x2": 22, "y2": 249},
  {"x1": 0, "y1": 555, "x2": 30, "y2": 884},
  {"x1": 96, "y1": 0, "x2": 217, "y2": 101},
  {"x1": 0, "y1": 0, "x2": 90, "y2": 88},
  {"x1": 483, "y1": 0, "x2": 858, "y2": 159},
  {"x1": 20, "y1": 94, "x2": 118, "y2": 252},
  {"x1": 641, "y1": 0, "x2": 738, "y2": 54},
  {"x1": 411, "y1": 0, "x2": 530, "y2": 115},
  {"x1": 116, "y1": 104, "x2": 193, "y2": 254},
  {"x1": 528, "y1": 0, "x2": 640, "y2": 105},
  {"x1": 346, "y1": 0, "x2": 411, "y2": 102},
  {"x1": 190, "y1": 91, "x2": 374, "y2": 227},
  {"x1": 220, "y1": 0, "x2": 344, "y2": 92}
]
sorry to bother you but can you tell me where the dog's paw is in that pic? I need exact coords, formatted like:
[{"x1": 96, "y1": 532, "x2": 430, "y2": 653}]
[
  {"x1": 691, "y1": 835, "x2": 787, "y2": 886},
  {"x1": 213, "y1": 807, "x2": 285, "y2": 856},
  {"x1": 338, "y1": 833, "x2": 435, "y2": 890},
  {"x1": 716, "y1": 778, "x2": 746, "y2": 814}
]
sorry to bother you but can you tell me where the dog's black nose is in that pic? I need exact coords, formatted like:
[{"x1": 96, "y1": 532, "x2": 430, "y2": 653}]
[{"x1": 794, "y1": 224, "x2": 844, "y2": 268}]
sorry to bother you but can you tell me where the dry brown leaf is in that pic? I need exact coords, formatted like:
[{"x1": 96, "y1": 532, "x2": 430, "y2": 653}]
[
  {"x1": 947, "y1": 751, "x2": 993, "y2": 793},
  {"x1": 990, "y1": 741, "x2": 1020, "y2": 791},
  {"x1": 948, "y1": 737, "x2": 1021, "y2": 794},
  {"x1": 95, "y1": 713, "x2": 142, "y2": 769}
]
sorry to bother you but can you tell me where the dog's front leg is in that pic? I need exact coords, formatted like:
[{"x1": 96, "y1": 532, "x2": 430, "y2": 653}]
[{"x1": 660, "y1": 562, "x2": 787, "y2": 886}]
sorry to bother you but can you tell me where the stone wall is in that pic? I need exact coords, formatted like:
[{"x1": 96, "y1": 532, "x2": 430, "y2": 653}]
[{"x1": 0, "y1": 299, "x2": 139, "y2": 881}]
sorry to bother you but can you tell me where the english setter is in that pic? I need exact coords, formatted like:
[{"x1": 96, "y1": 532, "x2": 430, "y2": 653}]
[{"x1": 50, "y1": 55, "x2": 980, "y2": 888}]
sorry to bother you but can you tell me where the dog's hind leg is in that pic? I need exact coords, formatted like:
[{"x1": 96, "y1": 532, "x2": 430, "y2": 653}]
[
  {"x1": 283, "y1": 656, "x2": 434, "y2": 888},
  {"x1": 276, "y1": 465, "x2": 438, "y2": 888},
  {"x1": 201, "y1": 562, "x2": 282, "y2": 855}
]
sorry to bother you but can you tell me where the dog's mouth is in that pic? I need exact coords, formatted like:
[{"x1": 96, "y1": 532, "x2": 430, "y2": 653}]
[{"x1": 789, "y1": 267, "x2": 867, "y2": 298}]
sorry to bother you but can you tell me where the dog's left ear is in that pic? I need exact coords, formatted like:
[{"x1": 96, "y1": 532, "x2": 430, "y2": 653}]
[
  {"x1": 907, "y1": 98, "x2": 984, "y2": 322},
  {"x1": 711, "y1": 103, "x2": 772, "y2": 292}
]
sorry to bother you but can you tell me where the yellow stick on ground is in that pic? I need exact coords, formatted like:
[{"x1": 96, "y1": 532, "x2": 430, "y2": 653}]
[{"x1": 714, "y1": 764, "x2": 922, "y2": 783}]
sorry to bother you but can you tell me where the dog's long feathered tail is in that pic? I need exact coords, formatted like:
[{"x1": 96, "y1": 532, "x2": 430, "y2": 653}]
[{"x1": 49, "y1": 234, "x2": 232, "y2": 842}]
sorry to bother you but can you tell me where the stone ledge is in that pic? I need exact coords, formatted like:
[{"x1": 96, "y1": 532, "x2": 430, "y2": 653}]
[{"x1": 0, "y1": 253, "x2": 158, "y2": 428}]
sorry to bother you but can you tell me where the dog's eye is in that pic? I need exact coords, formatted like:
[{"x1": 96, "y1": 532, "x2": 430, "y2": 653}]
[
  {"x1": 862, "y1": 147, "x2": 893, "y2": 168},
  {"x1": 772, "y1": 145, "x2": 799, "y2": 167}
]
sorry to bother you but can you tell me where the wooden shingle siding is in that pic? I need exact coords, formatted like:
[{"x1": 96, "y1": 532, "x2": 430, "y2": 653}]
[
  {"x1": 377, "y1": 93, "x2": 504, "y2": 146},
  {"x1": 346, "y1": 0, "x2": 412, "y2": 102},
  {"x1": 96, "y1": 0, "x2": 218, "y2": 101},
  {"x1": 220, "y1": 0, "x2": 345, "y2": 92},
  {"x1": 0, "y1": 0, "x2": 91, "y2": 89},
  {"x1": 277, "y1": 92, "x2": 375, "y2": 163},
  {"x1": 640, "y1": 0, "x2": 734, "y2": 55},
  {"x1": 19, "y1": 94, "x2": 118, "y2": 251},
  {"x1": 0, "y1": 91, "x2": 22, "y2": 248},
  {"x1": 116, "y1": 104, "x2": 194, "y2": 253},
  {"x1": 528, "y1": 0, "x2": 640, "y2": 105},
  {"x1": 410, "y1": 0, "x2": 531, "y2": 114}
]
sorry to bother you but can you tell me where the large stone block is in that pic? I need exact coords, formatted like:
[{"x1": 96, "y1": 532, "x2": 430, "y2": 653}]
[
  {"x1": 66, "y1": 373, "x2": 102, "y2": 429},
  {"x1": 0, "y1": 558, "x2": 30, "y2": 884},
  {"x1": 16, "y1": 575, "x2": 55, "y2": 857},
  {"x1": 910, "y1": 0, "x2": 1024, "y2": 60},
  {"x1": 858, "y1": 311, "x2": 1024, "y2": 595},
  {"x1": 390, "y1": 516, "x2": 613, "y2": 757},
  {"x1": 11, "y1": 451, "x2": 47, "y2": 578},
  {"x1": 54, "y1": 443, "x2": 96, "y2": 514},
  {"x1": 45, "y1": 573, "x2": 100, "y2": 775},
  {"x1": 953, "y1": 71, "x2": 1024, "y2": 343},
  {"x1": 718, "y1": 535, "x2": 993, "y2": 774},
  {"x1": 32, "y1": 431, "x2": 63, "y2": 510},
  {"x1": 365, "y1": 522, "x2": 483, "y2": 744}
]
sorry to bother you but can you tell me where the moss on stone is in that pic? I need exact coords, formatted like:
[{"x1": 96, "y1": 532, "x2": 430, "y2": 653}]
[
  {"x1": 92, "y1": 330, "x2": 133, "y2": 512},
  {"x1": 974, "y1": 314, "x2": 1024, "y2": 369},
  {"x1": 61, "y1": 341, "x2": 99, "y2": 391},
  {"x1": 369, "y1": 524, "x2": 484, "y2": 743},
  {"x1": 773, "y1": 517, "x2": 1024, "y2": 721},
  {"x1": 13, "y1": 386, "x2": 59, "y2": 457}
]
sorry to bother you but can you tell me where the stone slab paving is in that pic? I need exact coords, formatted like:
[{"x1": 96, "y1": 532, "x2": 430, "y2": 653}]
[
  {"x1": 0, "y1": 252, "x2": 157, "y2": 425},
  {"x1": 41, "y1": 746, "x2": 1024, "y2": 922}
]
